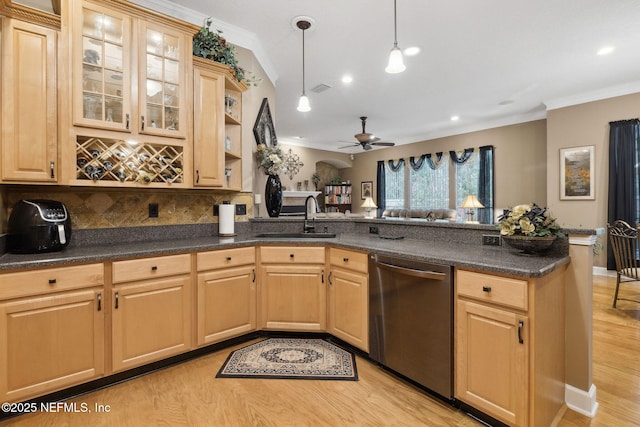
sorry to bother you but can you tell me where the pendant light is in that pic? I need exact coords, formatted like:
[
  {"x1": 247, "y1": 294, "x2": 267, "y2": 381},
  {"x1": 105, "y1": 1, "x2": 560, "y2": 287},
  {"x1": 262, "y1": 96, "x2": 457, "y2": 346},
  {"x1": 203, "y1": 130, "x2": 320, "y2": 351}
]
[
  {"x1": 385, "y1": 0, "x2": 406, "y2": 74},
  {"x1": 296, "y1": 20, "x2": 311, "y2": 112}
]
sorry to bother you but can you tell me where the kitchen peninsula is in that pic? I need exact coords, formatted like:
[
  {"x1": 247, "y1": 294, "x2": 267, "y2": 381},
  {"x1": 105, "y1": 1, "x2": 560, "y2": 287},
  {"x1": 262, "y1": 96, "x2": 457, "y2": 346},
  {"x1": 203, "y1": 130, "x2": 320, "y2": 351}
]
[{"x1": 0, "y1": 218, "x2": 583, "y2": 426}]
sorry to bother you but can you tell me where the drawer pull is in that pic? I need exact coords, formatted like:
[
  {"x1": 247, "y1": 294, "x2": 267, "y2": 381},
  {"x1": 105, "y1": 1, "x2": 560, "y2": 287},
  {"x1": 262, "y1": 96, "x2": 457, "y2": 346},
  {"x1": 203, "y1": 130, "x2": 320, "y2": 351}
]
[
  {"x1": 518, "y1": 320, "x2": 524, "y2": 344},
  {"x1": 226, "y1": 256, "x2": 232, "y2": 261},
  {"x1": 290, "y1": 254, "x2": 294, "y2": 258},
  {"x1": 482, "y1": 285, "x2": 492, "y2": 293},
  {"x1": 48, "y1": 279, "x2": 56, "y2": 285},
  {"x1": 343, "y1": 257, "x2": 349, "y2": 263},
  {"x1": 151, "y1": 266, "x2": 158, "y2": 271}
]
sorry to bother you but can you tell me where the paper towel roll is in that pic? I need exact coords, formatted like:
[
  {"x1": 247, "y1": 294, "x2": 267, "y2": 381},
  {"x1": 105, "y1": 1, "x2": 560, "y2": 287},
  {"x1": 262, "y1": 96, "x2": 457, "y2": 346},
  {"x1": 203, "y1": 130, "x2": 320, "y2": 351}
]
[{"x1": 219, "y1": 204, "x2": 235, "y2": 236}]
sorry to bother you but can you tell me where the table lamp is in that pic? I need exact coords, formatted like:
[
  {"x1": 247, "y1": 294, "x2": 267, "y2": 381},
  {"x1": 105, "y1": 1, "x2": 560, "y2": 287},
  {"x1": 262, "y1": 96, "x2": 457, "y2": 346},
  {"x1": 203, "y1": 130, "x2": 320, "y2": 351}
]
[
  {"x1": 361, "y1": 197, "x2": 378, "y2": 219},
  {"x1": 460, "y1": 195, "x2": 484, "y2": 223}
]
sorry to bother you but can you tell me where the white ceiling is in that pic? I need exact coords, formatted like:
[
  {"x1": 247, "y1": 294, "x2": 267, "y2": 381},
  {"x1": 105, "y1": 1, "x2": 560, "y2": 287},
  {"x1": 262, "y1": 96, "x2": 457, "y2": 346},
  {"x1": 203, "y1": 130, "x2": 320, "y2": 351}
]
[{"x1": 139, "y1": 0, "x2": 640, "y2": 153}]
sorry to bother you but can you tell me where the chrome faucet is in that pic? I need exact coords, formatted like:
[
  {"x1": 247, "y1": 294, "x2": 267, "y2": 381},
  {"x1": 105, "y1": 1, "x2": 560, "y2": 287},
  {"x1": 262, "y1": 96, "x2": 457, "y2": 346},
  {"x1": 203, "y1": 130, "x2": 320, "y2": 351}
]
[{"x1": 304, "y1": 195, "x2": 318, "y2": 233}]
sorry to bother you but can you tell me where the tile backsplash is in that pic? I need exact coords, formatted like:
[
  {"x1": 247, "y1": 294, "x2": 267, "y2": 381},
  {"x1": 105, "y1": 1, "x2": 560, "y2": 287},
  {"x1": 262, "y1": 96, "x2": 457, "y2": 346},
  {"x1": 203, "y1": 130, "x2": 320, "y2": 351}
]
[{"x1": 2, "y1": 186, "x2": 253, "y2": 231}]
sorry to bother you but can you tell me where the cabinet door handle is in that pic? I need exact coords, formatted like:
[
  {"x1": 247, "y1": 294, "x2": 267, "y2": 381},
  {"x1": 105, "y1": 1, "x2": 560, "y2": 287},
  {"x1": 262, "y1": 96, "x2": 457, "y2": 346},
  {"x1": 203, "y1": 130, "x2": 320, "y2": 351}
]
[
  {"x1": 48, "y1": 278, "x2": 56, "y2": 285},
  {"x1": 328, "y1": 271, "x2": 333, "y2": 285},
  {"x1": 115, "y1": 291, "x2": 119, "y2": 309},
  {"x1": 252, "y1": 269, "x2": 256, "y2": 283},
  {"x1": 482, "y1": 285, "x2": 492, "y2": 293},
  {"x1": 141, "y1": 115, "x2": 145, "y2": 131},
  {"x1": 322, "y1": 270, "x2": 325, "y2": 284},
  {"x1": 196, "y1": 170, "x2": 200, "y2": 184},
  {"x1": 518, "y1": 320, "x2": 524, "y2": 344},
  {"x1": 97, "y1": 293, "x2": 102, "y2": 311},
  {"x1": 151, "y1": 266, "x2": 158, "y2": 271},
  {"x1": 125, "y1": 113, "x2": 130, "y2": 130},
  {"x1": 50, "y1": 161, "x2": 55, "y2": 179}
]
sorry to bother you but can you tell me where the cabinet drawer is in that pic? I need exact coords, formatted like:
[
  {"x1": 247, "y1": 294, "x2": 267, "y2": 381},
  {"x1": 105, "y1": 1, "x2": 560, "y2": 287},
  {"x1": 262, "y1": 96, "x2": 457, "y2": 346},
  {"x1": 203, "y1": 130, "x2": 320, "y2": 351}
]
[
  {"x1": 197, "y1": 247, "x2": 255, "y2": 272},
  {"x1": 259, "y1": 246, "x2": 325, "y2": 264},
  {"x1": 330, "y1": 248, "x2": 368, "y2": 274},
  {"x1": 456, "y1": 269, "x2": 528, "y2": 310},
  {"x1": 0, "y1": 263, "x2": 104, "y2": 300},
  {"x1": 113, "y1": 254, "x2": 191, "y2": 284}
]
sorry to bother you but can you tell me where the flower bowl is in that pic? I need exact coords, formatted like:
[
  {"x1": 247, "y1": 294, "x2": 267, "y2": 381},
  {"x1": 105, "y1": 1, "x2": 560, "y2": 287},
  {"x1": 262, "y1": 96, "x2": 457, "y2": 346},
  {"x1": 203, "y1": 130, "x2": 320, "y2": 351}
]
[{"x1": 502, "y1": 235, "x2": 557, "y2": 255}]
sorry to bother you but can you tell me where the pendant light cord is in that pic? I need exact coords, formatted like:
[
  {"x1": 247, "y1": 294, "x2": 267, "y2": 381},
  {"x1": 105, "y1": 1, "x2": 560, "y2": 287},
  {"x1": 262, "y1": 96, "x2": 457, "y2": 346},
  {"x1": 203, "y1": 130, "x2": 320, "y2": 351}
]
[
  {"x1": 302, "y1": 27, "x2": 306, "y2": 95},
  {"x1": 393, "y1": 0, "x2": 398, "y2": 47}
]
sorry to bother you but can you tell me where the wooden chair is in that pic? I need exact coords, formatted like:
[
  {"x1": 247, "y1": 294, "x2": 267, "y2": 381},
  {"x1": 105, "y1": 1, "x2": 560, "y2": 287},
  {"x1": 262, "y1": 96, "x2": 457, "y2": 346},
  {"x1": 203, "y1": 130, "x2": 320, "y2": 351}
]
[{"x1": 607, "y1": 220, "x2": 640, "y2": 308}]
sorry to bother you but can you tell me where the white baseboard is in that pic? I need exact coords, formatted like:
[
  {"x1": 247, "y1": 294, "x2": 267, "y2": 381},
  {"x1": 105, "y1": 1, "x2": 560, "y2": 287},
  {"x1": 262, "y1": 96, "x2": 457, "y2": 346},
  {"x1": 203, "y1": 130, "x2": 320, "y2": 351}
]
[{"x1": 565, "y1": 383, "x2": 599, "y2": 418}]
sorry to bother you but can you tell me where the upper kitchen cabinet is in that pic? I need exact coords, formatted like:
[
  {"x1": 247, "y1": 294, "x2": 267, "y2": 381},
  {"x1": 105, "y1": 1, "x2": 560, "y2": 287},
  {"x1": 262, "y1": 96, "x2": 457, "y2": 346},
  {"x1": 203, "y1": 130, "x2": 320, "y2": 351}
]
[
  {"x1": 0, "y1": 18, "x2": 58, "y2": 183},
  {"x1": 193, "y1": 58, "x2": 247, "y2": 189},
  {"x1": 69, "y1": 1, "x2": 189, "y2": 140}
]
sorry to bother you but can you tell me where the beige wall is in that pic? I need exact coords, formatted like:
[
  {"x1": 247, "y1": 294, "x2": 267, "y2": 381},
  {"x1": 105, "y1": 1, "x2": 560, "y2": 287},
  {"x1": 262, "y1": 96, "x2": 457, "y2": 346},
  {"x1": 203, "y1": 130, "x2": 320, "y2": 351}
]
[
  {"x1": 547, "y1": 92, "x2": 640, "y2": 266},
  {"x1": 339, "y1": 120, "x2": 548, "y2": 213}
]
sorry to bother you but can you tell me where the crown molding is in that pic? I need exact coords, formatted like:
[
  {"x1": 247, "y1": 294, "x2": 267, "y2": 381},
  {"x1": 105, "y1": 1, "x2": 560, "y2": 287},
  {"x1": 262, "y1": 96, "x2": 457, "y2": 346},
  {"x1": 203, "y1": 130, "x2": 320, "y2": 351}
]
[
  {"x1": 545, "y1": 81, "x2": 640, "y2": 111},
  {"x1": 129, "y1": 0, "x2": 278, "y2": 86}
]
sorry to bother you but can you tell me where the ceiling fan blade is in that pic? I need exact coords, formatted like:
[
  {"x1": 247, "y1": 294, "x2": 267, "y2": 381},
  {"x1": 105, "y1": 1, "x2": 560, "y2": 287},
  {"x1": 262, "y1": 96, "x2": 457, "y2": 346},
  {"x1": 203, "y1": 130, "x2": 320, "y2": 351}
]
[
  {"x1": 370, "y1": 141, "x2": 395, "y2": 146},
  {"x1": 338, "y1": 144, "x2": 358, "y2": 149}
]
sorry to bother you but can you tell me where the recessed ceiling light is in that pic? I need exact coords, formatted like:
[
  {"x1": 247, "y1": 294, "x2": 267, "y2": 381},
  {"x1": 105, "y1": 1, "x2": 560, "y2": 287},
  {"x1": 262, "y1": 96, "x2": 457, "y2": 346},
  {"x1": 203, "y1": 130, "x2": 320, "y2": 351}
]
[
  {"x1": 341, "y1": 75, "x2": 353, "y2": 84},
  {"x1": 451, "y1": 115, "x2": 460, "y2": 121},
  {"x1": 597, "y1": 46, "x2": 615, "y2": 56},
  {"x1": 404, "y1": 46, "x2": 420, "y2": 56},
  {"x1": 294, "y1": 136, "x2": 304, "y2": 139}
]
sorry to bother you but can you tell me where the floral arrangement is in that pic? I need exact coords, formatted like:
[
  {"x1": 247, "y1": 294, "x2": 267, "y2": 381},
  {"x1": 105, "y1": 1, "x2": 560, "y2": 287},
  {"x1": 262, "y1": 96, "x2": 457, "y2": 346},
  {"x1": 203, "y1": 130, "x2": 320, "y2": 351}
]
[
  {"x1": 193, "y1": 18, "x2": 261, "y2": 86},
  {"x1": 497, "y1": 203, "x2": 565, "y2": 238},
  {"x1": 256, "y1": 144, "x2": 284, "y2": 176}
]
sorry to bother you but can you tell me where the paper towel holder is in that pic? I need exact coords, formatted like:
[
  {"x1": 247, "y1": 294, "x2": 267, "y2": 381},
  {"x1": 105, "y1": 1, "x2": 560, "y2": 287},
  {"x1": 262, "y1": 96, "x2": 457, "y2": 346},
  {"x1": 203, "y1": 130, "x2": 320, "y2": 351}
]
[{"x1": 218, "y1": 202, "x2": 237, "y2": 237}]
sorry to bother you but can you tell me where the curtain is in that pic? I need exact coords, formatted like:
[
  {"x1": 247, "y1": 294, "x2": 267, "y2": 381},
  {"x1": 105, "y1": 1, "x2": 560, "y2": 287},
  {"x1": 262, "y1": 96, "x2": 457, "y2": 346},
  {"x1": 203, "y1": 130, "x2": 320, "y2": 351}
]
[
  {"x1": 450, "y1": 148, "x2": 474, "y2": 164},
  {"x1": 477, "y1": 145, "x2": 495, "y2": 224},
  {"x1": 410, "y1": 152, "x2": 444, "y2": 171},
  {"x1": 376, "y1": 160, "x2": 385, "y2": 217},
  {"x1": 607, "y1": 119, "x2": 640, "y2": 269},
  {"x1": 409, "y1": 155, "x2": 426, "y2": 171}
]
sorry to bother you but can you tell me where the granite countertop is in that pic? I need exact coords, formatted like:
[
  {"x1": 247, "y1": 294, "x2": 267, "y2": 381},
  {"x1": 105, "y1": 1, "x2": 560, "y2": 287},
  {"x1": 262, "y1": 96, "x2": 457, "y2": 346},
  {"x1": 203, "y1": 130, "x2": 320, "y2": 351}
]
[{"x1": 0, "y1": 232, "x2": 569, "y2": 278}]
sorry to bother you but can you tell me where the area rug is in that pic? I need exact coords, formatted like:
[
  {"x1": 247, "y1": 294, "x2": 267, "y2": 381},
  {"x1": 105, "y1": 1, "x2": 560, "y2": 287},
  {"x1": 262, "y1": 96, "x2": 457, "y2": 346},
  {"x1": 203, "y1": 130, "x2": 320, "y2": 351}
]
[{"x1": 216, "y1": 338, "x2": 358, "y2": 381}]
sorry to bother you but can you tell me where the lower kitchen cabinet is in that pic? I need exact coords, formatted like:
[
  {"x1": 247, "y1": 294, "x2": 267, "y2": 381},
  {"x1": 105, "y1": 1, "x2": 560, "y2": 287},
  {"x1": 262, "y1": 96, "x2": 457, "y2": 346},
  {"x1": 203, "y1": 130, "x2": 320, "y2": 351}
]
[
  {"x1": 259, "y1": 246, "x2": 326, "y2": 331},
  {"x1": 196, "y1": 247, "x2": 257, "y2": 345},
  {"x1": 0, "y1": 264, "x2": 105, "y2": 402},
  {"x1": 455, "y1": 268, "x2": 566, "y2": 427},
  {"x1": 328, "y1": 248, "x2": 369, "y2": 352},
  {"x1": 111, "y1": 255, "x2": 191, "y2": 372}
]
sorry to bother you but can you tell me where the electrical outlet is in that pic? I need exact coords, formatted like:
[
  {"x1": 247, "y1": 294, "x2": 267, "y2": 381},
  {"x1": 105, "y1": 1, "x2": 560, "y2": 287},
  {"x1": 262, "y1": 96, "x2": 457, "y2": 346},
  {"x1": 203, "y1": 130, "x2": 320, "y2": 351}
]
[
  {"x1": 148, "y1": 203, "x2": 159, "y2": 218},
  {"x1": 483, "y1": 234, "x2": 501, "y2": 246},
  {"x1": 213, "y1": 204, "x2": 219, "y2": 216},
  {"x1": 369, "y1": 226, "x2": 379, "y2": 234},
  {"x1": 235, "y1": 204, "x2": 247, "y2": 215}
]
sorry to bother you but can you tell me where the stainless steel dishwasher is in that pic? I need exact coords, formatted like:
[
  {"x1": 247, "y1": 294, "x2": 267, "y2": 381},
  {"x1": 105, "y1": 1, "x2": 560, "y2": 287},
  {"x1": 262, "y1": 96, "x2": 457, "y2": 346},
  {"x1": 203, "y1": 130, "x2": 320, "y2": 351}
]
[{"x1": 369, "y1": 253, "x2": 453, "y2": 399}]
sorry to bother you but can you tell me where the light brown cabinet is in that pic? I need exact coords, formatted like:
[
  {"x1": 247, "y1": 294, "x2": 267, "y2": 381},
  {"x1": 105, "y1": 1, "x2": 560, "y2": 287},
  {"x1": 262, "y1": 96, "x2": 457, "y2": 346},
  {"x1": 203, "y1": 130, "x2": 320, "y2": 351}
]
[
  {"x1": 328, "y1": 248, "x2": 369, "y2": 352},
  {"x1": 259, "y1": 246, "x2": 326, "y2": 331},
  {"x1": 0, "y1": 264, "x2": 105, "y2": 402},
  {"x1": 1, "y1": 17, "x2": 58, "y2": 183},
  {"x1": 192, "y1": 57, "x2": 246, "y2": 190},
  {"x1": 111, "y1": 254, "x2": 191, "y2": 372},
  {"x1": 64, "y1": 0, "x2": 192, "y2": 187},
  {"x1": 196, "y1": 247, "x2": 257, "y2": 345},
  {"x1": 455, "y1": 268, "x2": 566, "y2": 427}
]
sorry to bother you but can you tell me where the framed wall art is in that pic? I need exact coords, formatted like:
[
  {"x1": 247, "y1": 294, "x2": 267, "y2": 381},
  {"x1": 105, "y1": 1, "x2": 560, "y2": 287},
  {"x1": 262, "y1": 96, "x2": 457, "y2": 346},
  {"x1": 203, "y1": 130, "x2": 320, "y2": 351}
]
[
  {"x1": 361, "y1": 181, "x2": 373, "y2": 199},
  {"x1": 560, "y1": 145, "x2": 595, "y2": 200}
]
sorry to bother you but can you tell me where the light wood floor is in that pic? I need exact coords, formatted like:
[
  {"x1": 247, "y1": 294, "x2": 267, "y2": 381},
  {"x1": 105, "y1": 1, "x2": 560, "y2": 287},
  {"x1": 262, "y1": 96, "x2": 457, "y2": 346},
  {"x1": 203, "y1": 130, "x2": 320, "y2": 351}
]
[{"x1": 2, "y1": 275, "x2": 639, "y2": 426}]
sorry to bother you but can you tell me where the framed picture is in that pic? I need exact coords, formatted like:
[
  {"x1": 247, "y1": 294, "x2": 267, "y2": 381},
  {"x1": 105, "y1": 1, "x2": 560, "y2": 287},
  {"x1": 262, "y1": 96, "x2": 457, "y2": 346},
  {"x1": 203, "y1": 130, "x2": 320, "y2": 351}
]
[
  {"x1": 560, "y1": 145, "x2": 595, "y2": 200},
  {"x1": 253, "y1": 98, "x2": 277, "y2": 147},
  {"x1": 361, "y1": 181, "x2": 373, "y2": 199}
]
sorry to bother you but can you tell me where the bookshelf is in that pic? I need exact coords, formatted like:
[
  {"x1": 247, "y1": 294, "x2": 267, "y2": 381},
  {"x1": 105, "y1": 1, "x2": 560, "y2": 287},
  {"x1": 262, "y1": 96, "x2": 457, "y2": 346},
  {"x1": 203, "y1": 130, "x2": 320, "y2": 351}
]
[{"x1": 324, "y1": 184, "x2": 352, "y2": 213}]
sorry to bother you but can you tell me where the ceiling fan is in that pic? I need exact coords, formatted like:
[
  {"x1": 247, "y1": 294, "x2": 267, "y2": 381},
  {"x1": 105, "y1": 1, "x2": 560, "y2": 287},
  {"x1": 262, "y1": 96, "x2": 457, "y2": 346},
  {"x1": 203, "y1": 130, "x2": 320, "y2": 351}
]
[{"x1": 339, "y1": 117, "x2": 395, "y2": 151}]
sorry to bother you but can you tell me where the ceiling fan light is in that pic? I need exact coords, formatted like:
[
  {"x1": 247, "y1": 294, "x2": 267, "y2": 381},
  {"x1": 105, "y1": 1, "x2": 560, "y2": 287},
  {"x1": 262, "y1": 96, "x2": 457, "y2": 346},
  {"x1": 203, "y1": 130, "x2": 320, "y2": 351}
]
[
  {"x1": 385, "y1": 46, "x2": 406, "y2": 74},
  {"x1": 297, "y1": 94, "x2": 311, "y2": 112}
]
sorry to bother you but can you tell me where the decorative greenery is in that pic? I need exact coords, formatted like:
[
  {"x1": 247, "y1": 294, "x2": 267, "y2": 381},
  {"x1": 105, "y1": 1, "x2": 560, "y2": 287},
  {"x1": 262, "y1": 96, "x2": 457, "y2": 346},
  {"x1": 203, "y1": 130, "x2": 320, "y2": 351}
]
[
  {"x1": 497, "y1": 203, "x2": 565, "y2": 238},
  {"x1": 330, "y1": 177, "x2": 343, "y2": 184},
  {"x1": 256, "y1": 144, "x2": 284, "y2": 176},
  {"x1": 311, "y1": 173, "x2": 320, "y2": 184},
  {"x1": 192, "y1": 18, "x2": 261, "y2": 86}
]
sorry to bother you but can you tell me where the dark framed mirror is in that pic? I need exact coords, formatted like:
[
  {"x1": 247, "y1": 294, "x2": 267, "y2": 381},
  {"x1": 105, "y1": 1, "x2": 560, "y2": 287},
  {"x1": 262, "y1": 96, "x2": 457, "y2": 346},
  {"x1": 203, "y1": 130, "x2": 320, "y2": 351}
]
[{"x1": 253, "y1": 98, "x2": 277, "y2": 147}]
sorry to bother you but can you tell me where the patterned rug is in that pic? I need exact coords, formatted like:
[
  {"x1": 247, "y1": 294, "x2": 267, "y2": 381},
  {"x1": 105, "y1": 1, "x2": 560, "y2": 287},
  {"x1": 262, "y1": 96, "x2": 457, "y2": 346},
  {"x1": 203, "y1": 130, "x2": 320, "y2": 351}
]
[{"x1": 216, "y1": 338, "x2": 358, "y2": 381}]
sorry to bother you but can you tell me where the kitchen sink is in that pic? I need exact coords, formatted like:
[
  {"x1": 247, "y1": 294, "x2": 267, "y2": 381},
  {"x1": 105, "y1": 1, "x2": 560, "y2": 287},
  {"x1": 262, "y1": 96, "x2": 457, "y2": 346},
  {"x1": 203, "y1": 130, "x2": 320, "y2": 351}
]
[{"x1": 254, "y1": 232, "x2": 336, "y2": 238}]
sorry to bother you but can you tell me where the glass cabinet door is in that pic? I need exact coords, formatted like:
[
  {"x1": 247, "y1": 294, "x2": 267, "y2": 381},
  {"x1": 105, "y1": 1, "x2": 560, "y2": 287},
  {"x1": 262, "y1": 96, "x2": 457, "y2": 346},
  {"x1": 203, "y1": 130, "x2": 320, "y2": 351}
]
[
  {"x1": 139, "y1": 22, "x2": 187, "y2": 139},
  {"x1": 73, "y1": 2, "x2": 131, "y2": 131}
]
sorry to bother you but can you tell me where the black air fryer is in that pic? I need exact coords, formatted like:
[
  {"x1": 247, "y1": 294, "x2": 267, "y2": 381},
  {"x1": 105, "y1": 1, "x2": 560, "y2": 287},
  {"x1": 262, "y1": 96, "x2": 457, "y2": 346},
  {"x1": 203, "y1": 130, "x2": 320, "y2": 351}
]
[{"x1": 8, "y1": 200, "x2": 72, "y2": 253}]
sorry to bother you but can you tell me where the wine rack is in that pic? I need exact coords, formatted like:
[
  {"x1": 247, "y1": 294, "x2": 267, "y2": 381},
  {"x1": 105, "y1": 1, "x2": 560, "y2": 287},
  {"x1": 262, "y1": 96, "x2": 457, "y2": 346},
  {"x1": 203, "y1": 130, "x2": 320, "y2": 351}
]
[{"x1": 76, "y1": 136, "x2": 184, "y2": 184}]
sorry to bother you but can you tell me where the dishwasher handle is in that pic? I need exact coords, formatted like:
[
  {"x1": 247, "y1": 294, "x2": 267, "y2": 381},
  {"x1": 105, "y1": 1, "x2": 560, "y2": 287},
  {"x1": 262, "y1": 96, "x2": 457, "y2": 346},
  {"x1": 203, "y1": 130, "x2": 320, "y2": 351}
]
[{"x1": 374, "y1": 261, "x2": 447, "y2": 280}]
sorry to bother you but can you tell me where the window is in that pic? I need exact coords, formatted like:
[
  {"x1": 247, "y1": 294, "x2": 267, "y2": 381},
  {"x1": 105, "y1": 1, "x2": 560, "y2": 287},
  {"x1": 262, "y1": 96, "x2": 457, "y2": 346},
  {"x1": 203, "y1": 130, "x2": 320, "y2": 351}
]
[
  {"x1": 454, "y1": 151, "x2": 480, "y2": 210},
  {"x1": 384, "y1": 160, "x2": 404, "y2": 209},
  {"x1": 409, "y1": 154, "x2": 449, "y2": 210}
]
